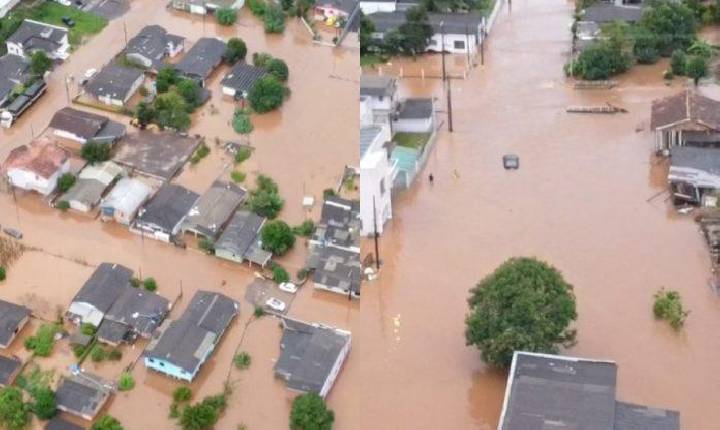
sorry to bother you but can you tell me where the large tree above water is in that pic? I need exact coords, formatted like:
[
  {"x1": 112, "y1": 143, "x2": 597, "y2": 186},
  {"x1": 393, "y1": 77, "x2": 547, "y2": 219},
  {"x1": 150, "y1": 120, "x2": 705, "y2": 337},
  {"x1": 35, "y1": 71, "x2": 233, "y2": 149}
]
[{"x1": 465, "y1": 257, "x2": 577, "y2": 368}]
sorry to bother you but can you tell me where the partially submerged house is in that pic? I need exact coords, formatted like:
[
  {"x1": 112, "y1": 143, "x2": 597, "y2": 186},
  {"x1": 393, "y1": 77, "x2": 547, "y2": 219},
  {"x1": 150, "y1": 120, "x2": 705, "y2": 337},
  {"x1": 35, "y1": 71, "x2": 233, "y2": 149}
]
[
  {"x1": 366, "y1": 12, "x2": 484, "y2": 54},
  {"x1": 171, "y1": 0, "x2": 245, "y2": 15},
  {"x1": 174, "y1": 37, "x2": 227, "y2": 86},
  {"x1": 55, "y1": 372, "x2": 112, "y2": 421},
  {"x1": 0, "y1": 79, "x2": 46, "y2": 128},
  {"x1": 310, "y1": 196, "x2": 361, "y2": 253},
  {"x1": 650, "y1": 90, "x2": 720, "y2": 152},
  {"x1": 498, "y1": 352, "x2": 680, "y2": 430},
  {"x1": 98, "y1": 287, "x2": 171, "y2": 346},
  {"x1": 392, "y1": 97, "x2": 435, "y2": 133},
  {"x1": 112, "y1": 131, "x2": 202, "y2": 180},
  {"x1": 360, "y1": 124, "x2": 395, "y2": 236},
  {"x1": 309, "y1": 246, "x2": 362, "y2": 298},
  {"x1": 60, "y1": 161, "x2": 125, "y2": 213},
  {"x1": 360, "y1": 74, "x2": 398, "y2": 123},
  {"x1": 67, "y1": 263, "x2": 134, "y2": 327},
  {"x1": 144, "y1": 291, "x2": 239, "y2": 382},
  {"x1": 0, "y1": 299, "x2": 30, "y2": 348},
  {"x1": 45, "y1": 417, "x2": 85, "y2": 430},
  {"x1": 220, "y1": 62, "x2": 267, "y2": 100},
  {"x1": 668, "y1": 146, "x2": 720, "y2": 206},
  {"x1": 214, "y1": 209, "x2": 271, "y2": 266},
  {"x1": 182, "y1": 180, "x2": 246, "y2": 240},
  {"x1": 0, "y1": 54, "x2": 31, "y2": 106},
  {"x1": 48, "y1": 107, "x2": 126, "y2": 145},
  {"x1": 134, "y1": 183, "x2": 199, "y2": 242},
  {"x1": 99, "y1": 177, "x2": 152, "y2": 224},
  {"x1": 6, "y1": 19, "x2": 70, "y2": 60},
  {"x1": 275, "y1": 318, "x2": 351, "y2": 398},
  {"x1": 2, "y1": 137, "x2": 70, "y2": 196},
  {"x1": 126, "y1": 25, "x2": 184, "y2": 71},
  {"x1": 85, "y1": 63, "x2": 144, "y2": 106},
  {"x1": 0, "y1": 355, "x2": 22, "y2": 386}
]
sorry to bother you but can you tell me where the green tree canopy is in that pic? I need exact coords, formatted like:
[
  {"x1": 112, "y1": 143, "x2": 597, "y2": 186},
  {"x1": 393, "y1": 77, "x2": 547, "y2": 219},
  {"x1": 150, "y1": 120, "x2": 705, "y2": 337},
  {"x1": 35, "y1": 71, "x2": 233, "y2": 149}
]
[
  {"x1": 465, "y1": 257, "x2": 577, "y2": 368},
  {"x1": 289, "y1": 393, "x2": 334, "y2": 430},
  {"x1": 135, "y1": 101, "x2": 156, "y2": 129},
  {"x1": 248, "y1": 75, "x2": 286, "y2": 113},
  {"x1": 224, "y1": 37, "x2": 248, "y2": 64},
  {"x1": 263, "y1": 4, "x2": 286, "y2": 33},
  {"x1": 30, "y1": 386, "x2": 56, "y2": 420},
  {"x1": 154, "y1": 91, "x2": 191, "y2": 131},
  {"x1": 639, "y1": 0, "x2": 696, "y2": 55},
  {"x1": 156, "y1": 67, "x2": 179, "y2": 93},
  {"x1": 398, "y1": 6, "x2": 434, "y2": 55},
  {"x1": 248, "y1": 175, "x2": 284, "y2": 219},
  {"x1": 216, "y1": 7, "x2": 237, "y2": 26},
  {"x1": 265, "y1": 58, "x2": 289, "y2": 82},
  {"x1": 176, "y1": 78, "x2": 202, "y2": 108},
  {"x1": 232, "y1": 110, "x2": 253, "y2": 135},
  {"x1": 261, "y1": 220, "x2": 296, "y2": 255},
  {"x1": 81, "y1": 141, "x2": 111, "y2": 164},
  {"x1": 30, "y1": 51, "x2": 52, "y2": 77},
  {"x1": 685, "y1": 54, "x2": 708, "y2": 85},
  {"x1": 91, "y1": 415, "x2": 124, "y2": 430},
  {"x1": 57, "y1": 173, "x2": 76, "y2": 193},
  {"x1": 0, "y1": 387, "x2": 30, "y2": 430},
  {"x1": 359, "y1": 13, "x2": 375, "y2": 55},
  {"x1": 567, "y1": 40, "x2": 632, "y2": 80}
]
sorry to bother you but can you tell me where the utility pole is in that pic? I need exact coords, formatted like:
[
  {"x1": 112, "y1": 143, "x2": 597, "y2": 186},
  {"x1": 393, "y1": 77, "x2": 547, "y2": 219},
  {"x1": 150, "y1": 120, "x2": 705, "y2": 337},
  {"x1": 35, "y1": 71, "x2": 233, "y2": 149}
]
[
  {"x1": 441, "y1": 23, "x2": 453, "y2": 132},
  {"x1": 64, "y1": 75, "x2": 70, "y2": 103},
  {"x1": 372, "y1": 196, "x2": 380, "y2": 270},
  {"x1": 480, "y1": 27, "x2": 485, "y2": 66},
  {"x1": 123, "y1": 20, "x2": 128, "y2": 46}
]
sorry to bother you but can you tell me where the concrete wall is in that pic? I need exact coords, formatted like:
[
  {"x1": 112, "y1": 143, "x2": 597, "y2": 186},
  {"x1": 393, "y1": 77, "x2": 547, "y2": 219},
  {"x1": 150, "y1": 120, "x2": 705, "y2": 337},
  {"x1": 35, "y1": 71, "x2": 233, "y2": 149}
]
[{"x1": 7, "y1": 160, "x2": 69, "y2": 196}]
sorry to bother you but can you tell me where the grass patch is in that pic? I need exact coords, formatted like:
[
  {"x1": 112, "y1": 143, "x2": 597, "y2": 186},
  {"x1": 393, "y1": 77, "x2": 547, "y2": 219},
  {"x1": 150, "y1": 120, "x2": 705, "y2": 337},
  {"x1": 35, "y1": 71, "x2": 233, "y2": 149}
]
[
  {"x1": 360, "y1": 54, "x2": 389, "y2": 68},
  {"x1": 231, "y1": 170, "x2": 246, "y2": 183},
  {"x1": 26, "y1": 3, "x2": 107, "y2": 47},
  {"x1": 394, "y1": 132, "x2": 431, "y2": 151}
]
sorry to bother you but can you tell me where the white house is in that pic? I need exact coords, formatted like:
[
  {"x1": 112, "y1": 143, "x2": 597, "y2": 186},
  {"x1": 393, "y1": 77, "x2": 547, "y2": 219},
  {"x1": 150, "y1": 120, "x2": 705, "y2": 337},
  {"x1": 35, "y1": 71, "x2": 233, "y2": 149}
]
[
  {"x1": 392, "y1": 97, "x2": 435, "y2": 133},
  {"x1": 360, "y1": 74, "x2": 398, "y2": 123},
  {"x1": 100, "y1": 178, "x2": 152, "y2": 225},
  {"x1": 85, "y1": 64, "x2": 144, "y2": 107},
  {"x1": 359, "y1": 0, "x2": 396, "y2": 15},
  {"x1": 171, "y1": 0, "x2": 245, "y2": 15},
  {"x1": 2, "y1": 138, "x2": 70, "y2": 196},
  {"x1": 360, "y1": 124, "x2": 395, "y2": 236},
  {"x1": 367, "y1": 11, "x2": 484, "y2": 55},
  {"x1": 0, "y1": 0, "x2": 20, "y2": 18},
  {"x1": 6, "y1": 19, "x2": 70, "y2": 60}
]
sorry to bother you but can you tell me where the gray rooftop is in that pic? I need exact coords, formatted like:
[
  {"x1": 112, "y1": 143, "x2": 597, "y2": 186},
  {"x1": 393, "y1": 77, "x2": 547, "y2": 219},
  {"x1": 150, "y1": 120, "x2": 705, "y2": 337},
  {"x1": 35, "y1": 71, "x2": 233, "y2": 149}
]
[
  {"x1": 582, "y1": 4, "x2": 644, "y2": 23},
  {"x1": 7, "y1": 19, "x2": 67, "y2": 52},
  {"x1": 366, "y1": 11, "x2": 483, "y2": 35},
  {"x1": 85, "y1": 63, "x2": 143, "y2": 101},
  {"x1": 45, "y1": 417, "x2": 85, "y2": 430},
  {"x1": 60, "y1": 178, "x2": 108, "y2": 210},
  {"x1": 0, "y1": 355, "x2": 21, "y2": 385},
  {"x1": 101, "y1": 287, "x2": 171, "y2": 338},
  {"x1": 396, "y1": 98, "x2": 433, "y2": 120},
  {"x1": 175, "y1": 37, "x2": 226, "y2": 81},
  {"x1": 126, "y1": 25, "x2": 184, "y2": 69},
  {"x1": 55, "y1": 373, "x2": 111, "y2": 420},
  {"x1": 359, "y1": 75, "x2": 397, "y2": 98},
  {"x1": 0, "y1": 54, "x2": 30, "y2": 101},
  {"x1": 70, "y1": 263, "x2": 133, "y2": 315},
  {"x1": 221, "y1": 62, "x2": 267, "y2": 96},
  {"x1": 112, "y1": 131, "x2": 201, "y2": 180},
  {"x1": 136, "y1": 183, "x2": 199, "y2": 233},
  {"x1": 0, "y1": 299, "x2": 30, "y2": 347},
  {"x1": 145, "y1": 291, "x2": 238, "y2": 376},
  {"x1": 215, "y1": 210, "x2": 266, "y2": 261},
  {"x1": 49, "y1": 107, "x2": 125, "y2": 142},
  {"x1": 669, "y1": 146, "x2": 720, "y2": 189},
  {"x1": 614, "y1": 401, "x2": 680, "y2": 430},
  {"x1": 182, "y1": 180, "x2": 246, "y2": 239},
  {"x1": 275, "y1": 318, "x2": 351, "y2": 395},
  {"x1": 499, "y1": 352, "x2": 680, "y2": 430},
  {"x1": 312, "y1": 196, "x2": 360, "y2": 250},
  {"x1": 310, "y1": 246, "x2": 362, "y2": 295}
]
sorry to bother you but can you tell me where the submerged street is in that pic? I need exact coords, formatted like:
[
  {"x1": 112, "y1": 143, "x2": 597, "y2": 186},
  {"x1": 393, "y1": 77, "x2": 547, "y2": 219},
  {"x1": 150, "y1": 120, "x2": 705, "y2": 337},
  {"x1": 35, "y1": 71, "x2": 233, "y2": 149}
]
[{"x1": 358, "y1": 0, "x2": 720, "y2": 428}]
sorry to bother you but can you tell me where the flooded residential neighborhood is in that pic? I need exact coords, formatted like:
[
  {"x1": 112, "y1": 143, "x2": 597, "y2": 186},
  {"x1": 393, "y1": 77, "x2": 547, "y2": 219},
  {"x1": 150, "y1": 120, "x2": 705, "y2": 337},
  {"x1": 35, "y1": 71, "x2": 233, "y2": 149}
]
[{"x1": 0, "y1": 0, "x2": 719, "y2": 428}]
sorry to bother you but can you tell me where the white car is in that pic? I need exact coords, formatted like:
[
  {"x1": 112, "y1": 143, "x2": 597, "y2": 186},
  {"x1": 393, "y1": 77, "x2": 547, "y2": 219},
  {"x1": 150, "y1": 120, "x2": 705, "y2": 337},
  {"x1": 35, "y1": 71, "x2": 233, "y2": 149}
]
[
  {"x1": 265, "y1": 297, "x2": 287, "y2": 312},
  {"x1": 84, "y1": 68, "x2": 97, "y2": 79},
  {"x1": 278, "y1": 282, "x2": 298, "y2": 294}
]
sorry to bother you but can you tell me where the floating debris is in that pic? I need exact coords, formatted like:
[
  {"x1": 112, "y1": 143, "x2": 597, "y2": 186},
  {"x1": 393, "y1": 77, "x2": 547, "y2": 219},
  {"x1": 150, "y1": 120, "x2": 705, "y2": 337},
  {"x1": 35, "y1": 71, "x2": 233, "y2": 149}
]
[
  {"x1": 566, "y1": 103, "x2": 628, "y2": 114},
  {"x1": 573, "y1": 80, "x2": 618, "y2": 89}
]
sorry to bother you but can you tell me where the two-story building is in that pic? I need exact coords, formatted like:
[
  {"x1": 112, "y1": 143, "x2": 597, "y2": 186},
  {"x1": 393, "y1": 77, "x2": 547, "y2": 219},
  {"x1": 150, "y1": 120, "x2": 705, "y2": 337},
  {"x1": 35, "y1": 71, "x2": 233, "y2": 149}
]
[{"x1": 6, "y1": 19, "x2": 70, "y2": 60}]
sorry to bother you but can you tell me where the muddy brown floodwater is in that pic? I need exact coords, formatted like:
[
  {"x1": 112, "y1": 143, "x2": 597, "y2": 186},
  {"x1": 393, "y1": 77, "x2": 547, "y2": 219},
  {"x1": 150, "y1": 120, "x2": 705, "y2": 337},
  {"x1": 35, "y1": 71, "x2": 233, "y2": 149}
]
[{"x1": 357, "y1": 0, "x2": 720, "y2": 428}]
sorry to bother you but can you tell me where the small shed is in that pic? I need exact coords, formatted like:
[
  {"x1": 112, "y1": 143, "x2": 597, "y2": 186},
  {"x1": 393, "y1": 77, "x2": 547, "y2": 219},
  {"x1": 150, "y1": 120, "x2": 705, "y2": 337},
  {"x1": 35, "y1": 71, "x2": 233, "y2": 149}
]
[{"x1": 100, "y1": 178, "x2": 152, "y2": 225}]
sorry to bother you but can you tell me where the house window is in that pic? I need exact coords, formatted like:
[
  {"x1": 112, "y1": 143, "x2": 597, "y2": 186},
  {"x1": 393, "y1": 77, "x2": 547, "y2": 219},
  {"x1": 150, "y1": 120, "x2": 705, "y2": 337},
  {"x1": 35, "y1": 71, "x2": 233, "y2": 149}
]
[
  {"x1": 454, "y1": 40, "x2": 465, "y2": 50},
  {"x1": 380, "y1": 179, "x2": 386, "y2": 196}
]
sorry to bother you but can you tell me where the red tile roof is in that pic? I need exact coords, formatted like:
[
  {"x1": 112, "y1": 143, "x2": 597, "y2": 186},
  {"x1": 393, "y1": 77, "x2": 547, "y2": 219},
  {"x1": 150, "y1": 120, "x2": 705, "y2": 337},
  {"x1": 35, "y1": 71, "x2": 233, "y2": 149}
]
[{"x1": 2, "y1": 137, "x2": 70, "y2": 179}]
